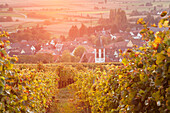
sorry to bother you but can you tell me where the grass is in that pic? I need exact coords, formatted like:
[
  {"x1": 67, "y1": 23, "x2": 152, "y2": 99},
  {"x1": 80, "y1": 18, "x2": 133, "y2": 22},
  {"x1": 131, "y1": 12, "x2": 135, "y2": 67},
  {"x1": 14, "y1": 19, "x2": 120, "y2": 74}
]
[
  {"x1": 23, "y1": 11, "x2": 66, "y2": 18},
  {"x1": 3, "y1": 0, "x2": 167, "y2": 38},
  {"x1": 0, "y1": 12, "x2": 24, "y2": 18},
  {"x1": 152, "y1": 1, "x2": 170, "y2": 7},
  {"x1": 2, "y1": 22, "x2": 39, "y2": 32},
  {"x1": 50, "y1": 87, "x2": 81, "y2": 113}
]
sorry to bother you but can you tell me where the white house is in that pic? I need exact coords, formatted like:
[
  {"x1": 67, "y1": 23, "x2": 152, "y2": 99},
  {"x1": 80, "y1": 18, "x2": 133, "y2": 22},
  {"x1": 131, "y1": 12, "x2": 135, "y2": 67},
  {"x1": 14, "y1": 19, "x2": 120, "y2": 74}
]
[
  {"x1": 130, "y1": 32, "x2": 134, "y2": 36},
  {"x1": 127, "y1": 40, "x2": 133, "y2": 48}
]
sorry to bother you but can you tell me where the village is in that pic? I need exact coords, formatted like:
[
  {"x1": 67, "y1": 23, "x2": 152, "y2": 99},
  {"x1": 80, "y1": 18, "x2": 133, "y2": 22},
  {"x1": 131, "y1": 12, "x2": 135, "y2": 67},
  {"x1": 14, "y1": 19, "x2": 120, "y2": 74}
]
[
  {"x1": 0, "y1": 0, "x2": 169, "y2": 113},
  {"x1": 0, "y1": 0, "x2": 169, "y2": 63},
  {"x1": 1, "y1": 24, "x2": 147, "y2": 63}
]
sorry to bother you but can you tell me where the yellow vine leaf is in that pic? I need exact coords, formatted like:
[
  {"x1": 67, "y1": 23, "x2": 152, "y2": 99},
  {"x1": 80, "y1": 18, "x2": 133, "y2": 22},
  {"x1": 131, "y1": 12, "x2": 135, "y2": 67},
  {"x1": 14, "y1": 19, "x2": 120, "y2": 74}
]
[
  {"x1": 155, "y1": 36, "x2": 162, "y2": 44},
  {"x1": 23, "y1": 95, "x2": 27, "y2": 101},
  {"x1": 122, "y1": 58, "x2": 128, "y2": 66},
  {"x1": 163, "y1": 20, "x2": 169, "y2": 27},
  {"x1": 156, "y1": 53, "x2": 166, "y2": 65},
  {"x1": 168, "y1": 47, "x2": 170, "y2": 57}
]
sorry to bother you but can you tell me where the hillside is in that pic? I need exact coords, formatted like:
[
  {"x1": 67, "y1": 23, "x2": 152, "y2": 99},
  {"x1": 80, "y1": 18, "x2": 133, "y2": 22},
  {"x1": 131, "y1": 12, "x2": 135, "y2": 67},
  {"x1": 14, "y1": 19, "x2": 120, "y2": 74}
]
[
  {"x1": 0, "y1": 0, "x2": 92, "y2": 6},
  {"x1": 2, "y1": 0, "x2": 170, "y2": 6}
]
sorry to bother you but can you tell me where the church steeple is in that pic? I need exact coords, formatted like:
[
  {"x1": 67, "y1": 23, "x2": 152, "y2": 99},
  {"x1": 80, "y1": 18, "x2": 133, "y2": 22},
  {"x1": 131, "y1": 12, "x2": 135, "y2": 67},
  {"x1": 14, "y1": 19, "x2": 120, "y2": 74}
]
[
  {"x1": 95, "y1": 36, "x2": 105, "y2": 63},
  {"x1": 96, "y1": 36, "x2": 104, "y2": 49}
]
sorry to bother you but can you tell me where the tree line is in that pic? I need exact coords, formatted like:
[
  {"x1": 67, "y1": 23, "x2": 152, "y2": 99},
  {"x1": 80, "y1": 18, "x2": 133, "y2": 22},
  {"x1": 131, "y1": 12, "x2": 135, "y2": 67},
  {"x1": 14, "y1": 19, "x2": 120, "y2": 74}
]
[
  {"x1": 0, "y1": 16, "x2": 13, "y2": 22},
  {"x1": 10, "y1": 25, "x2": 51, "y2": 42}
]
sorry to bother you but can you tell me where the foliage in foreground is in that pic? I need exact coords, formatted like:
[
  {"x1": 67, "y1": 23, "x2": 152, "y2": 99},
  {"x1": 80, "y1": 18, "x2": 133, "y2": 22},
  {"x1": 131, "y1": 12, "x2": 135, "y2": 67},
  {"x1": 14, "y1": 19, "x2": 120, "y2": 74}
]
[
  {"x1": 0, "y1": 32, "x2": 59, "y2": 112},
  {"x1": 70, "y1": 11, "x2": 170, "y2": 112}
]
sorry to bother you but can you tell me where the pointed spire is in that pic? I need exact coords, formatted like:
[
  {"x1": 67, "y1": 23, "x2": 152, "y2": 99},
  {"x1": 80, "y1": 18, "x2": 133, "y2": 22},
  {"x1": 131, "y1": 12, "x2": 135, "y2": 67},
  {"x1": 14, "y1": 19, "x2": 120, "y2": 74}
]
[{"x1": 96, "y1": 36, "x2": 104, "y2": 49}]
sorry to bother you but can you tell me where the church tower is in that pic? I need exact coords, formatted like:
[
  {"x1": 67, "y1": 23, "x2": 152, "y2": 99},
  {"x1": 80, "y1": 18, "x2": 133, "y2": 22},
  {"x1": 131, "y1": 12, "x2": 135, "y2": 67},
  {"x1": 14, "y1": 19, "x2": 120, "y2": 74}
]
[{"x1": 95, "y1": 36, "x2": 105, "y2": 63}]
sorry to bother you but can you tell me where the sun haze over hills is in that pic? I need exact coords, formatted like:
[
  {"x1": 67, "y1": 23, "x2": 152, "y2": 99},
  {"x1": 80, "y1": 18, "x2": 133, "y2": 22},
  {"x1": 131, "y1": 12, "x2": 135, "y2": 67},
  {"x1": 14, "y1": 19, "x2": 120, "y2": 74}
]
[{"x1": 0, "y1": 0, "x2": 92, "y2": 6}]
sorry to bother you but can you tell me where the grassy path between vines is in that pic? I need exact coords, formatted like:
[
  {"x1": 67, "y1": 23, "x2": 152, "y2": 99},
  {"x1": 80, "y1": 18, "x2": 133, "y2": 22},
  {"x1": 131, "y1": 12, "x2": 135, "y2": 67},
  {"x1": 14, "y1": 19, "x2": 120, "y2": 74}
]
[{"x1": 49, "y1": 87, "x2": 81, "y2": 113}]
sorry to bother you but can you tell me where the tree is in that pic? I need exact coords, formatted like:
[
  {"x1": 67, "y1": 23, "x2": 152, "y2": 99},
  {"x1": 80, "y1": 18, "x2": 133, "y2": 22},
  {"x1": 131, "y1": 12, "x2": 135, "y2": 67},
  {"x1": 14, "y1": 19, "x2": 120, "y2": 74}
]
[
  {"x1": 74, "y1": 46, "x2": 86, "y2": 58},
  {"x1": 126, "y1": 6, "x2": 128, "y2": 10},
  {"x1": 60, "y1": 35, "x2": 66, "y2": 42},
  {"x1": 36, "y1": 53, "x2": 54, "y2": 63},
  {"x1": 6, "y1": 16, "x2": 13, "y2": 22},
  {"x1": 68, "y1": 25, "x2": 79, "y2": 40},
  {"x1": 10, "y1": 26, "x2": 51, "y2": 42},
  {"x1": 87, "y1": 27, "x2": 95, "y2": 36},
  {"x1": 43, "y1": 20, "x2": 51, "y2": 25},
  {"x1": 71, "y1": 55, "x2": 80, "y2": 62},
  {"x1": 130, "y1": 10, "x2": 140, "y2": 16},
  {"x1": 18, "y1": 25, "x2": 23, "y2": 29},
  {"x1": 144, "y1": 13, "x2": 155, "y2": 25},
  {"x1": 111, "y1": 24, "x2": 119, "y2": 34},
  {"x1": 109, "y1": 9, "x2": 128, "y2": 30},
  {"x1": 8, "y1": 7, "x2": 13, "y2": 11},
  {"x1": 146, "y1": 2, "x2": 153, "y2": 6},
  {"x1": 116, "y1": 36, "x2": 124, "y2": 42},
  {"x1": 101, "y1": 36, "x2": 111, "y2": 45},
  {"x1": 35, "y1": 44, "x2": 41, "y2": 52},
  {"x1": 79, "y1": 24, "x2": 87, "y2": 37},
  {"x1": 154, "y1": 6, "x2": 157, "y2": 11},
  {"x1": 60, "y1": 50, "x2": 71, "y2": 62},
  {"x1": 5, "y1": 3, "x2": 8, "y2": 7},
  {"x1": 88, "y1": 35, "x2": 98, "y2": 45}
]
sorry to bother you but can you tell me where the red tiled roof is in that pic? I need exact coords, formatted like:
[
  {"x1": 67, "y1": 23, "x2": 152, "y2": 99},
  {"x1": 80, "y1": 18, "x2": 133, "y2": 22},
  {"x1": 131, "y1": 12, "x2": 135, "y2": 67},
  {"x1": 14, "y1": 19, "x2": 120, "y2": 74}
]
[
  {"x1": 75, "y1": 45, "x2": 94, "y2": 53},
  {"x1": 79, "y1": 52, "x2": 95, "y2": 63},
  {"x1": 105, "y1": 41, "x2": 128, "y2": 49},
  {"x1": 37, "y1": 49, "x2": 54, "y2": 54}
]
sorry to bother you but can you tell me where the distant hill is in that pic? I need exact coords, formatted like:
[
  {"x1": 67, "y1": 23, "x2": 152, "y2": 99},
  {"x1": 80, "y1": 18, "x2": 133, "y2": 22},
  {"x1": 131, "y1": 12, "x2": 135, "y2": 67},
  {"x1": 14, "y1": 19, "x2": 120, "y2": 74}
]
[
  {"x1": 1, "y1": 0, "x2": 170, "y2": 7},
  {"x1": 0, "y1": 0, "x2": 92, "y2": 6}
]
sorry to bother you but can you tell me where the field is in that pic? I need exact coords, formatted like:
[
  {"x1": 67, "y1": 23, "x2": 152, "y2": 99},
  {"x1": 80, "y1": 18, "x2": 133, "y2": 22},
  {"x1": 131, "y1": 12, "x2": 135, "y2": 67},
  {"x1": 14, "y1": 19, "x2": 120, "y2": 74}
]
[
  {"x1": 1, "y1": 15, "x2": 170, "y2": 112},
  {"x1": 1, "y1": 0, "x2": 169, "y2": 36}
]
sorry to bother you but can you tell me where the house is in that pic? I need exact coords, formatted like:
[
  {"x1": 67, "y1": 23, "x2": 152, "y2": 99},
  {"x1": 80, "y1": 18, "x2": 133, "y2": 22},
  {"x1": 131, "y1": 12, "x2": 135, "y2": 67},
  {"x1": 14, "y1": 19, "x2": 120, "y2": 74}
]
[
  {"x1": 61, "y1": 42, "x2": 76, "y2": 54},
  {"x1": 7, "y1": 41, "x2": 39, "y2": 56},
  {"x1": 104, "y1": 37, "x2": 146, "y2": 62},
  {"x1": 79, "y1": 52, "x2": 95, "y2": 63},
  {"x1": 76, "y1": 45, "x2": 95, "y2": 63},
  {"x1": 8, "y1": 49, "x2": 21, "y2": 56},
  {"x1": 20, "y1": 46, "x2": 33, "y2": 55},
  {"x1": 127, "y1": 40, "x2": 133, "y2": 48},
  {"x1": 55, "y1": 44, "x2": 63, "y2": 52},
  {"x1": 36, "y1": 49, "x2": 55, "y2": 55},
  {"x1": 21, "y1": 40, "x2": 27, "y2": 44}
]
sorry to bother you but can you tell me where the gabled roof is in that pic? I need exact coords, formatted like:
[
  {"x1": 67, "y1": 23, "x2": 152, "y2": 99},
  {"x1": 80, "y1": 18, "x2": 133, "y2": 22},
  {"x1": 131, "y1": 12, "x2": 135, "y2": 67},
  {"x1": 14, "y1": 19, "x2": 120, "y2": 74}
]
[
  {"x1": 79, "y1": 52, "x2": 95, "y2": 63},
  {"x1": 127, "y1": 40, "x2": 133, "y2": 47},
  {"x1": 105, "y1": 41, "x2": 128, "y2": 49},
  {"x1": 21, "y1": 49, "x2": 25, "y2": 54},
  {"x1": 37, "y1": 49, "x2": 54, "y2": 54}
]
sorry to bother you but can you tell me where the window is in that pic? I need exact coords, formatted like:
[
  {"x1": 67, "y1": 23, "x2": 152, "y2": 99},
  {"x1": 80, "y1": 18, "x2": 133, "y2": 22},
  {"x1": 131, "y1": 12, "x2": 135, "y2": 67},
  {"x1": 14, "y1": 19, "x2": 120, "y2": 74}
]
[
  {"x1": 96, "y1": 49, "x2": 99, "y2": 58},
  {"x1": 101, "y1": 49, "x2": 104, "y2": 58}
]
